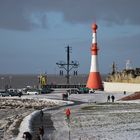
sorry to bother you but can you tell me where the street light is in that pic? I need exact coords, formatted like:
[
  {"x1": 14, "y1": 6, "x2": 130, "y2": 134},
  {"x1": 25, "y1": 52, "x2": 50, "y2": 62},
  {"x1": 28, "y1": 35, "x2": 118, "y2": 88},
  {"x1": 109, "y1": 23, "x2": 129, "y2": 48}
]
[{"x1": 9, "y1": 76, "x2": 12, "y2": 88}]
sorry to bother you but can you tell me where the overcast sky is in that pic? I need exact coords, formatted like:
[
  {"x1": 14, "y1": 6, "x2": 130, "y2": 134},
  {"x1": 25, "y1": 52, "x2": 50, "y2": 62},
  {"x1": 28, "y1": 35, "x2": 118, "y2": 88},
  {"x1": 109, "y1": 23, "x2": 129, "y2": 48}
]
[{"x1": 0, "y1": 0, "x2": 140, "y2": 74}]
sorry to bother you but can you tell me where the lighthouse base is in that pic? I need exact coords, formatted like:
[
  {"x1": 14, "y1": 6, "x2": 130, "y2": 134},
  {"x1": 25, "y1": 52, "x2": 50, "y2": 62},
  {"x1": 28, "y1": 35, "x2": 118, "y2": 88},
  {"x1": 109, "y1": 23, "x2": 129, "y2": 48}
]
[{"x1": 86, "y1": 72, "x2": 102, "y2": 89}]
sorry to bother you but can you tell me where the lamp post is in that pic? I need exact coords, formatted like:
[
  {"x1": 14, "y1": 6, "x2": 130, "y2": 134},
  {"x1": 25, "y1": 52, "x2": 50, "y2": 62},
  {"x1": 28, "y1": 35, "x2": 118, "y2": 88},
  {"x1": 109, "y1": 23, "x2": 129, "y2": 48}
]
[{"x1": 9, "y1": 76, "x2": 12, "y2": 88}]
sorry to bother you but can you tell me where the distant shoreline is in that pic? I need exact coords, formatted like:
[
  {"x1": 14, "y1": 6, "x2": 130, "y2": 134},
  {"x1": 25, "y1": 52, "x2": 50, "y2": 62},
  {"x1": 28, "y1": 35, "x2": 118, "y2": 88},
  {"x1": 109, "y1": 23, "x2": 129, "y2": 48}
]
[{"x1": 0, "y1": 74, "x2": 107, "y2": 89}]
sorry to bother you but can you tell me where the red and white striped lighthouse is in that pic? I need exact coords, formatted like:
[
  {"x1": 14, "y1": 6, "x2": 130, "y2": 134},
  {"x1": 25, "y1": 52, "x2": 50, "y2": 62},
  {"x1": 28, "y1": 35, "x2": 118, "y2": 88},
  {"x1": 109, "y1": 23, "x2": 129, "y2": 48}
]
[{"x1": 86, "y1": 23, "x2": 102, "y2": 90}]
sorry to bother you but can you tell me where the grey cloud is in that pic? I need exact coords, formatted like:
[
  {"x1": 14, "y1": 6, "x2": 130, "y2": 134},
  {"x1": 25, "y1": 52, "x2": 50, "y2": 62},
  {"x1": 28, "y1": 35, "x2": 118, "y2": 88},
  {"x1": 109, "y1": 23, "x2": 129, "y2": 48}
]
[
  {"x1": 0, "y1": 0, "x2": 140, "y2": 30},
  {"x1": 0, "y1": 0, "x2": 48, "y2": 30},
  {"x1": 0, "y1": 1, "x2": 31, "y2": 30}
]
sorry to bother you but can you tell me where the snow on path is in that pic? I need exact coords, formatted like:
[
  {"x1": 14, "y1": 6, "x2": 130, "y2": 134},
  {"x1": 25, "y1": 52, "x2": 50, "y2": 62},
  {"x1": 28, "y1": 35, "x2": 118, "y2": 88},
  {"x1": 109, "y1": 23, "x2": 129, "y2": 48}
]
[{"x1": 14, "y1": 95, "x2": 73, "y2": 140}]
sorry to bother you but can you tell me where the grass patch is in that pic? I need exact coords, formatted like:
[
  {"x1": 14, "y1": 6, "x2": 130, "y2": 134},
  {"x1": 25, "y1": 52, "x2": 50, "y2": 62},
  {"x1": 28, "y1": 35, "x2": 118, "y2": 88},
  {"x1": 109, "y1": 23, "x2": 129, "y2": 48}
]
[
  {"x1": 81, "y1": 105, "x2": 96, "y2": 110},
  {"x1": 81, "y1": 102, "x2": 130, "y2": 111}
]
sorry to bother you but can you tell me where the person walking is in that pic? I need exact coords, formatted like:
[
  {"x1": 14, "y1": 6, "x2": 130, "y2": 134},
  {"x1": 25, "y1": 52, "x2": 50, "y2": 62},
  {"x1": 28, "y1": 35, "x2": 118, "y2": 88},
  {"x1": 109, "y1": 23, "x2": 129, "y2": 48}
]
[
  {"x1": 111, "y1": 95, "x2": 115, "y2": 102},
  {"x1": 40, "y1": 109, "x2": 44, "y2": 122},
  {"x1": 66, "y1": 108, "x2": 71, "y2": 120},
  {"x1": 22, "y1": 131, "x2": 32, "y2": 140},
  {"x1": 40, "y1": 109, "x2": 44, "y2": 117},
  {"x1": 124, "y1": 91, "x2": 126, "y2": 95},
  {"x1": 107, "y1": 95, "x2": 110, "y2": 102},
  {"x1": 38, "y1": 126, "x2": 44, "y2": 140}
]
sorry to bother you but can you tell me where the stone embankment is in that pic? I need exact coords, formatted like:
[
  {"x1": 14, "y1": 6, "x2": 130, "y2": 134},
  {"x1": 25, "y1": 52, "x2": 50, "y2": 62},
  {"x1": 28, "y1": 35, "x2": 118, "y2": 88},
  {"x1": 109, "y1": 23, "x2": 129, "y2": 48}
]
[{"x1": 0, "y1": 97, "x2": 58, "y2": 140}]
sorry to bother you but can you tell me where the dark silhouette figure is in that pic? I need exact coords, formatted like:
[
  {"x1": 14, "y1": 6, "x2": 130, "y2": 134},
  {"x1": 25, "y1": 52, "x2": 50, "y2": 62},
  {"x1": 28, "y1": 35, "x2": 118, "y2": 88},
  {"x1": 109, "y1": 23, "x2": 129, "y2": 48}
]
[
  {"x1": 36, "y1": 135, "x2": 41, "y2": 140},
  {"x1": 22, "y1": 131, "x2": 32, "y2": 140},
  {"x1": 40, "y1": 109, "x2": 44, "y2": 117},
  {"x1": 111, "y1": 95, "x2": 115, "y2": 102},
  {"x1": 18, "y1": 92, "x2": 22, "y2": 97},
  {"x1": 38, "y1": 126, "x2": 44, "y2": 140},
  {"x1": 62, "y1": 93, "x2": 68, "y2": 100},
  {"x1": 107, "y1": 95, "x2": 110, "y2": 102},
  {"x1": 124, "y1": 91, "x2": 126, "y2": 95}
]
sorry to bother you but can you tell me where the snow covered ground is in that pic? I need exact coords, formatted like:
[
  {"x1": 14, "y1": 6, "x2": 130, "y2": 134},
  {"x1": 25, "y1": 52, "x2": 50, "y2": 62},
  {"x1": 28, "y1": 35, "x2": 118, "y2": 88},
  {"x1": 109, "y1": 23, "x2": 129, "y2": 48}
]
[
  {"x1": 75, "y1": 103, "x2": 140, "y2": 140},
  {"x1": 1, "y1": 91, "x2": 140, "y2": 140},
  {"x1": 42, "y1": 91, "x2": 140, "y2": 140},
  {"x1": 48, "y1": 103, "x2": 140, "y2": 140}
]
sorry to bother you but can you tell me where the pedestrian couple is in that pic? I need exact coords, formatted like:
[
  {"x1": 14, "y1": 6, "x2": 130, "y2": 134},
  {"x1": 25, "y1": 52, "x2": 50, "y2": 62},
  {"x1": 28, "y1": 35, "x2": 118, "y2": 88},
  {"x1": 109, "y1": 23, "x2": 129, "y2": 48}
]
[
  {"x1": 107, "y1": 95, "x2": 115, "y2": 102},
  {"x1": 38, "y1": 126, "x2": 44, "y2": 140},
  {"x1": 22, "y1": 127, "x2": 44, "y2": 140}
]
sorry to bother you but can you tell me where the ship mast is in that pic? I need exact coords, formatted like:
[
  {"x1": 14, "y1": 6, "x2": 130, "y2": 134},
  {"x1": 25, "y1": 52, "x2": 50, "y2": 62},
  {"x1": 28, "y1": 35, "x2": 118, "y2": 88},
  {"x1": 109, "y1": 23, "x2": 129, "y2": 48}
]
[{"x1": 112, "y1": 62, "x2": 116, "y2": 75}]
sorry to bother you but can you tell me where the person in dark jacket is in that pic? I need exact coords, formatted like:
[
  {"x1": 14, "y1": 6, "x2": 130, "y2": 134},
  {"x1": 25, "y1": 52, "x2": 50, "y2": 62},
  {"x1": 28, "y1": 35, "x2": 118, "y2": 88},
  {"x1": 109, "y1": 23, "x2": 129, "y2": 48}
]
[
  {"x1": 38, "y1": 126, "x2": 44, "y2": 140},
  {"x1": 23, "y1": 131, "x2": 32, "y2": 140},
  {"x1": 107, "y1": 95, "x2": 110, "y2": 102},
  {"x1": 111, "y1": 95, "x2": 115, "y2": 102}
]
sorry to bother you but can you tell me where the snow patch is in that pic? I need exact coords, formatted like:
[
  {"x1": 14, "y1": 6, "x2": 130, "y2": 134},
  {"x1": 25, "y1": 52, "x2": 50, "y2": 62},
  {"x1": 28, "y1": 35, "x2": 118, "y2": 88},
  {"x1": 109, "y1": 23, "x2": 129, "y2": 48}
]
[{"x1": 15, "y1": 110, "x2": 39, "y2": 140}]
